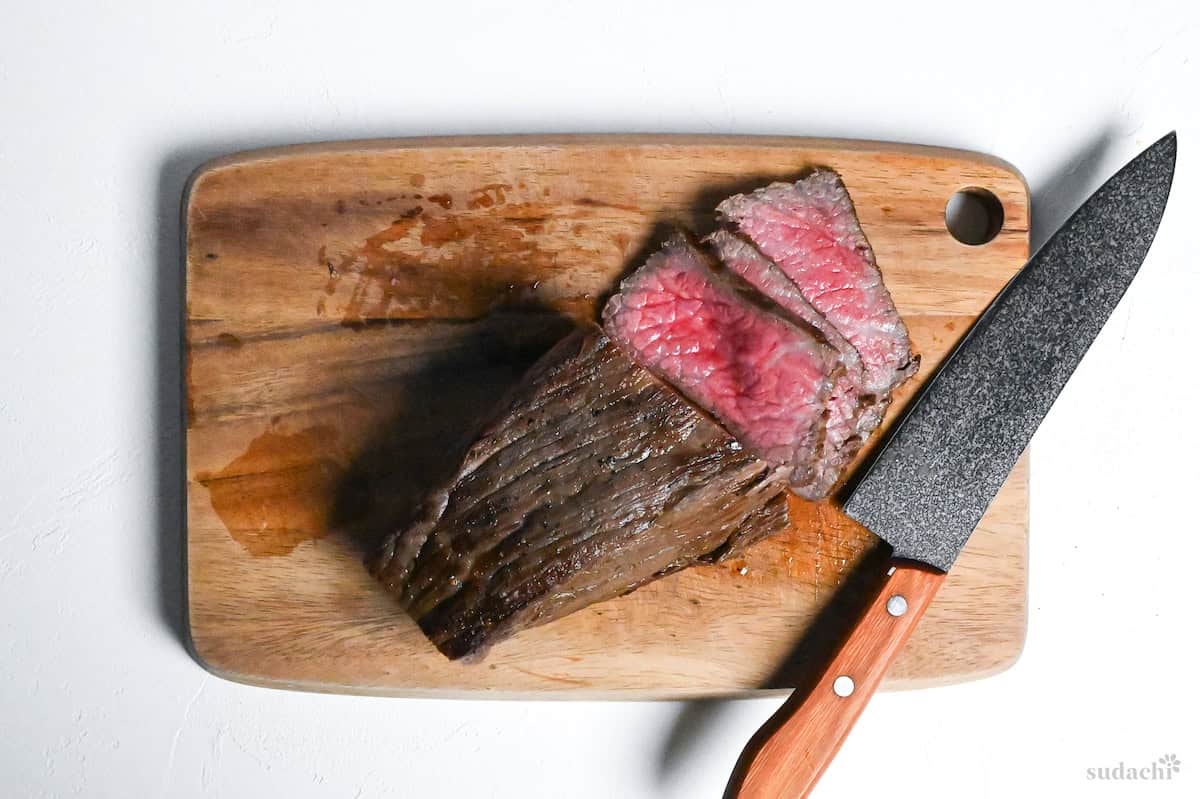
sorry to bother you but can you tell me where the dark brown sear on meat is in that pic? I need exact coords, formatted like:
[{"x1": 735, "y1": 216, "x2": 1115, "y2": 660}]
[{"x1": 369, "y1": 326, "x2": 790, "y2": 660}]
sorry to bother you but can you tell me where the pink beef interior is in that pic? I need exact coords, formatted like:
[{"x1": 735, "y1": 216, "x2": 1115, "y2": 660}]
[
  {"x1": 708, "y1": 229, "x2": 877, "y2": 497},
  {"x1": 718, "y1": 170, "x2": 916, "y2": 396},
  {"x1": 603, "y1": 235, "x2": 838, "y2": 481}
]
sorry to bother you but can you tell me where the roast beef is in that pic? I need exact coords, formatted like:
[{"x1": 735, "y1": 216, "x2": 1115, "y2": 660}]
[
  {"x1": 602, "y1": 234, "x2": 842, "y2": 493},
  {"x1": 707, "y1": 229, "x2": 883, "y2": 497},
  {"x1": 371, "y1": 171, "x2": 918, "y2": 660},
  {"x1": 369, "y1": 326, "x2": 790, "y2": 659},
  {"x1": 717, "y1": 169, "x2": 918, "y2": 396}
]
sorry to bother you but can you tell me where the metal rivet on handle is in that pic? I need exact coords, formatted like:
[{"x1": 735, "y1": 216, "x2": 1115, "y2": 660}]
[
  {"x1": 886, "y1": 594, "x2": 908, "y2": 617},
  {"x1": 833, "y1": 676, "x2": 855, "y2": 697}
]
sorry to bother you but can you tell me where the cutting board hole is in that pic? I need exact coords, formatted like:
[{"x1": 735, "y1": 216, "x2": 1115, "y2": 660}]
[{"x1": 945, "y1": 188, "x2": 1004, "y2": 245}]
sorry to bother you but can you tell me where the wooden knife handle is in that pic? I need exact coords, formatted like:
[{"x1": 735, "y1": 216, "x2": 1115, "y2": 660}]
[{"x1": 726, "y1": 560, "x2": 946, "y2": 799}]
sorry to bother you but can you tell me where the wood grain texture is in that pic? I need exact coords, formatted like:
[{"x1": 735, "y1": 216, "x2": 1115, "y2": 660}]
[
  {"x1": 184, "y1": 135, "x2": 1030, "y2": 697},
  {"x1": 727, "y1": 560, "x2": 946, "y2": 798}
]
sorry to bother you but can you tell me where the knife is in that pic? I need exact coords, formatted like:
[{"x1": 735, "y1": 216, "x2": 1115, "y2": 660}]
[{"x1": 726, "y1": 132, "x2": 1177, "y2": 799}]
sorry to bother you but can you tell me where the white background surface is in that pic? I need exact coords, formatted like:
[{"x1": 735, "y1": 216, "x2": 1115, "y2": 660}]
[{"x1": 2, "y1": 1, "x2": 1198, "y2": 797}]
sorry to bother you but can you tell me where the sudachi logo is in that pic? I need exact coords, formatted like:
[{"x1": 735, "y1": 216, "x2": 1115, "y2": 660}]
[{"x1": 1087, "y1": 753, "x2": 1182, "y2": 781}]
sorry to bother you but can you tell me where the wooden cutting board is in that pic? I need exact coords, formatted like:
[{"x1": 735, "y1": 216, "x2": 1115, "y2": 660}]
[{"x1": 185, "y1": 136, "x2": 1030, "y2": 698}]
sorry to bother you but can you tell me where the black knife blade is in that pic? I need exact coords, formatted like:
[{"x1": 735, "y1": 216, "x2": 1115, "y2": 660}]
[{"x1": 843, "y1": 132, "x2": 1177, "y2": 570}]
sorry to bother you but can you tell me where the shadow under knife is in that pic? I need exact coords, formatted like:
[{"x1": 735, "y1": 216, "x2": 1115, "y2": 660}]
[{"x1": 1029, "y1": 126, "x2": 1117, "y2": 251}]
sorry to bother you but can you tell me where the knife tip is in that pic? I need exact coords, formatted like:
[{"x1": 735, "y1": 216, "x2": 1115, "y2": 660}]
[
  {"x1": 1157, "y1": 130, "x2": 1178, "y2": 158},
  {"x1": 1140, "y1": 132, "x2": 1178, "y2": 191}
]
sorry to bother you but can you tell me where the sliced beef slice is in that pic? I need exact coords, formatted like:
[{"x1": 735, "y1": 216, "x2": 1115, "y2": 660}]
[
  {"x1": 602, "y1": 234, "x2": 842, "y2": 493},
  {"x1": 369, "y1": 326, "x2": 790, "y2": 660},
  {"x1": 707, "y1": 229, "x2": 883, "y2": 497},
  {"x1": 717, "y1": 169, "x2": 918, "y2": 397}
]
